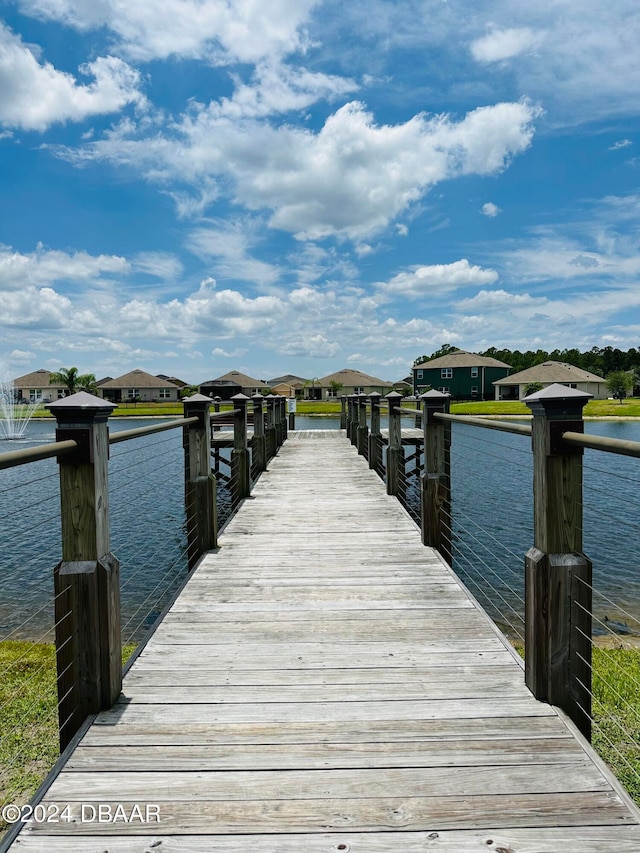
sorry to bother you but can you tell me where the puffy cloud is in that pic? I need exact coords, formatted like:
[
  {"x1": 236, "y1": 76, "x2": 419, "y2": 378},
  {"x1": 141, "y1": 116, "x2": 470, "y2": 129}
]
[
  {"x1": 380, "y1": 260, "x2": 499, "y2": 298},
  {"x1": 18, "y1": 0, "x2": 320, "y2": 63},
  {"x1": 0, "y1": 244, "x2": 129, "y2": 289},
  {"x1": 470, "y1": 27, "x2": 541, "y2": 63},
  {"x1": 67, "y1": 98, "x2": 538, "y2": 241},
  {"x1": 481, "y1": 202, "x2": 501, "y2": 217},
  {"x1": 0, "y1": 24, "x2": 145, "y2": 131}
]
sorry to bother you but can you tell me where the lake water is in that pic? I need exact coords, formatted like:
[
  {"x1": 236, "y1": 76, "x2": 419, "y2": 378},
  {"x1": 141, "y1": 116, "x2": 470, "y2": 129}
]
[{"x1": 1, "y1": 416, "x2": 639, "y2": 642}]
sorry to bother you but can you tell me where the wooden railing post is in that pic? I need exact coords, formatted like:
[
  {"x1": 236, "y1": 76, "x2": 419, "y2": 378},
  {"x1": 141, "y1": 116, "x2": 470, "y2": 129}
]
[
  {"x1": 288, "y1": 397, "x2": 296, "y2": 431},
  {"x1": 47, "y1": 392, "x2": 121, "y2": 752},
  {"x1": 252, "y1": 394, "x2": 267, "y2": 474},
  {"x1": 356, "y1": 394, "x2": 369, "y2": 458},
  {"x1": 349, "y1": 395, "x2": 358, "y2": 446},
  {"x1": 183, "y1": 394, "x2": 217, "y2": 568},
  {"x1": 420, "y1": 390, "x2": 452, "y2": 565},
  {"x1": 212, "y1": 396, "x2": 221, "y2": 431},
  {"x1": 340, "y1": 396, "x2": 347, "y2": 430},
  {"x1": 231, "y1": 394, "x2": 251, "y2": 502},
  {"x1": 385, "y1": 392, "x2": 404, "y2": 496},
  {"x1": 368, "y1": 392, "x2": 382, "y2": 472},
  {"x1": 524, "y1": 383, "x2": 592, "y2": 739},
  {"x1": 278, "y1": 396, "x2": 287, "y2": 445},
  {"x1": 265, "y1": 395, "x2": 277, "y2": 462}
]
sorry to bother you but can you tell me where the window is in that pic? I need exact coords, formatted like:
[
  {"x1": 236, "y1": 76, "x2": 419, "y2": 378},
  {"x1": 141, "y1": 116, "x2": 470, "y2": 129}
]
[
  {"x1": 354, "y1": 386, "x2": 365, "y2": 394},
  {"x1": 158, "y1": 388, "x2": 172, "y2": 399},
  {"x1": 471, "y1": 386, "x2": 478, "y2": 395},
  {"x1": 57, "y1": 389, "x2": 66, "y2": 399},
  {"x1": 127, "y1": 388, "x2": 140, "y2": 399},
  {"x1": 416, "y1": 370, "x2": 423, "y2": 379},
  {"x1": 29, "y1": 389, "x2": 43, "y2": 402},
  {"x1": 438, "y1": 387, "x2": 450, "y2": 393},
  {"x1": 441, "y1": 368, "x2": 452, "y2": 379},
  {"x1": 471, "y1": 367, "x2": 479, "y2": 378}
]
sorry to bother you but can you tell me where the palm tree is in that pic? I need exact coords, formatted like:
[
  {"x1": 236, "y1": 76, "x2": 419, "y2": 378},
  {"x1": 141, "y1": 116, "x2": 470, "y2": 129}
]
[{"x1": 49, "y1": 367, "x2": 97, "y2": 396}]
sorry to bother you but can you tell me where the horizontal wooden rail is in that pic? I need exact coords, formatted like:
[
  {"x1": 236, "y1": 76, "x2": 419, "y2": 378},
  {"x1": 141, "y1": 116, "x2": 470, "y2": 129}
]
[
  {"x1": 0, "y1": 439, "x2": 78, "y2": 470},
  {"x1": 399, "y1": 407, "x2": 422, "y2": 416},
  {"x1": 562, "y1": 430, "x2": 640, "y2": 458},
  {"x1": 434, "y1": 411, "x2": 532, "y2": 436},
  {"x1": 109, "y1": 416, "x2": 199, "y2": 444}
]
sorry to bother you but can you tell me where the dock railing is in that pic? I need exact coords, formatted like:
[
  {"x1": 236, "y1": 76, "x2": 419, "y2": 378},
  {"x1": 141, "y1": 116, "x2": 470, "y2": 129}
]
[
  {"x1": 343, "y1": 386, "x2": 640, "y2": 757},
  {"x1": 0, "y1": 392, "x2": 287, "y2": 799}
]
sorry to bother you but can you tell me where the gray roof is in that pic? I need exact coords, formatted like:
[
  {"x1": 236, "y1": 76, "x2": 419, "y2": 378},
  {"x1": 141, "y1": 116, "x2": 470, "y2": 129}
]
[
  {"x1": 493, "y1": 361, "x2": 605, "y2": 386},
  {"x1": 209, "y1": 370, "x2": 266, "y2": 386},
  {"x1": 316, "y1": 368, "x2": 391, "y2": 387},
  {"x1": 414, "y1": 350, "x2": 511, "y2": 370},
  {"x1": 13, "y1": 369, "x2": 60, "y2": 386},
  {"x1": 99, "y1": 369, "x2": 181, "y2": 389},
  {"x1": 268, "y1": 374, "x2": 307, "y2": 385}
]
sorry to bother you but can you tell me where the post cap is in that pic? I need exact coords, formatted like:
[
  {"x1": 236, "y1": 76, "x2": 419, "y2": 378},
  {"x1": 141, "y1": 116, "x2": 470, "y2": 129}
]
[
  {"x1": 369, "y1": 391, "x2": 382, "y2": 399},
  {"x1": 47, "y1": 392, "x2": 116, "y2": 423},
  {"x1": 420, "y1": 389, "x2": 450, "y2": 402},
  {"x1": 524, "y1": 382, "x2": 592, "y2": 417},
  {"x1": 182, "y1": 393, "x2": 212, "y2": 404},
  {"x1": 230, "y1": 393, "x2": 250, "y2": 401},
  {"x1": 385, "y1": 391, "x2": 403, "y2": 399},
  {"x1": 251, "y1": 393, "x2": 265, "y2": 402}
]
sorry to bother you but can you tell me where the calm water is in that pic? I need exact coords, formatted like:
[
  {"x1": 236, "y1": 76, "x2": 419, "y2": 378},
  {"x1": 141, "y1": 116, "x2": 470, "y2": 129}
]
[{"x1": 1, "y1": 416, "x2": 639, "y2": 641}]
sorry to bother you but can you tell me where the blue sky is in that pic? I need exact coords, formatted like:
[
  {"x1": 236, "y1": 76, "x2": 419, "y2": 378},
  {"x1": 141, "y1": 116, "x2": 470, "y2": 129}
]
[{"x1": 1, "y1": 1, "x2": 639, "y2": 384}]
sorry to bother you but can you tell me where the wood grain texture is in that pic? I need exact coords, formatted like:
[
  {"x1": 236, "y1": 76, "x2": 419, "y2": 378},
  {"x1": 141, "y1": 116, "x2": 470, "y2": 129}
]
[{"x1": 9, "y1": 430, "x2": 640, "y2": 851}]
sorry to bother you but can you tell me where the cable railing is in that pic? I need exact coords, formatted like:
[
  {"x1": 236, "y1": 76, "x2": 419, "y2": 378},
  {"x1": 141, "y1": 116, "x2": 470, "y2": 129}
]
[
  {"x1": 0, "y1": 391, "x2": 289, "y2": 836},
  {"x1": 342, "y1": 386, "x2": 640, "y2": 803}
]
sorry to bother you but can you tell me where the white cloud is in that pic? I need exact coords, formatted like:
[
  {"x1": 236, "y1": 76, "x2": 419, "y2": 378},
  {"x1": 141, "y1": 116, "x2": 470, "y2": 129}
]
[
  {"x1": 185, "y1": 219, "x2": 280, "y2": 285},
  {"x1": 609, "y1": 139, "x2": 632, "y2": 151},
  {"x1": 0, "y1": 24, "x2": 145, "y2": 131},
  {"x1": 18, "y1": 0, "x2": 320, "y2": 64},
  {"x1": 0, "y1": 243, "x2": 129, "y2": 289},
  {"x1": 481, "y1": 202, "x2": 501, "y2": 217},
  {"x1": 132, "y1": 252, "x2": 183, "y2": 280},
  {"x1": 456, "y1": 289, "x2": 547, "y2": 310},
  {"x1": 68, "y1": 98, "x2": 538, "y2": 242},
  {"x1": 380, "y1": 260, "x2": 499, "y2": 298},
  {"x1": 471, "y1": 27, "x2": 540, "y2": 63}
]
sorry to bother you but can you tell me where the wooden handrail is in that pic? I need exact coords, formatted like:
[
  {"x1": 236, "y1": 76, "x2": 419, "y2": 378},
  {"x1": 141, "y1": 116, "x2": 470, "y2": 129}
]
[
  {"x1": 434, "y1": 411, "x2": 532, "y2": 436},
  {"x1": 0, "y1": 439, "x2": 77, "y2": 470},
  {"x1": 562, "y1": 430, "x2": 640, "y2": 458},
  {"x1": 109, "y1": 416, "x2": 199, "y2": 444}
]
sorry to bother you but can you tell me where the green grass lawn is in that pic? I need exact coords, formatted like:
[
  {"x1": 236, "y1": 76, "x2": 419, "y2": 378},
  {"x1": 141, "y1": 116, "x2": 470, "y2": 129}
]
[{"x1": 0, "y1": 641, "x2": 136, "y2": 834}]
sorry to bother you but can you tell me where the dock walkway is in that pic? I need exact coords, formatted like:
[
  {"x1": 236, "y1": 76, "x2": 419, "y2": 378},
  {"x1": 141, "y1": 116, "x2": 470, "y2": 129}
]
[{"x1": 11, "y1": 430, "x2": 640, "y2": 851}]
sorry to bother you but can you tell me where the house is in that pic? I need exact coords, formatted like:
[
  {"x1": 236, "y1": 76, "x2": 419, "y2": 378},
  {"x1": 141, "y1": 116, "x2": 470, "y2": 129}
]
[
  {"x1": 199, "y1": 370, "x2": 269, "y2": 400},
  {"x1": 315, "y1": 369, "x2": 393, "y2": 400},
  {"x1": 98, "y1": 369, "x2": 181, "y2": 403},
  {"x1": 12, "y1": 369, "x2": 67, "y2": 403},
  {"x1": 268, "y1": 374, "x2": 307, "y2": 398},
  {"x1": 493, "y1": 361, "x2": 608, "y2": 400},
  {"x1": 413, "y1": 351, "x2": 511, "y2": 400}
]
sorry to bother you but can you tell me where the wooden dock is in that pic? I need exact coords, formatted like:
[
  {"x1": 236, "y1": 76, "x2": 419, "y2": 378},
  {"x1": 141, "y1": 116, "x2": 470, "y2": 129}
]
[{"x1": 10, "y1": 430, "x2": 640, "y2": 851}]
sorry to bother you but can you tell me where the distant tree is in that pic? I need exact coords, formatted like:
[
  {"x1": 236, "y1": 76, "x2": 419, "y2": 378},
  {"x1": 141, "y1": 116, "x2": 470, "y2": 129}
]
[
  {"x1": 413, "y1": 344, "x2": 459, "y2": 365},
  {"x1": 49, "y1": 366, "x2": 97, "y2": 396},
  {"x1": 179, "y1": 385, "x2": 199, "y2": 399},
  {"x1": 329, "y1": 380, "x2": 343, "y2": 396},
  {"x1": 606, "y1": 371, "x2": 634, "y2": 403},
  {"x1": 523, "y1": 382, "x2": 544, "y2": 396}
]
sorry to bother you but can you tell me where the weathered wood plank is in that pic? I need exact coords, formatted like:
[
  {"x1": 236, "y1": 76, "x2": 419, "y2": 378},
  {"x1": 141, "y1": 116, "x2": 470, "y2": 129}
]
[
  {"x1": 12, "y1": 827, "x2": 640, "y2": 853},
  {"x1": 30, "y1": 792, "x2": 634, "y2": 835},
  {"x1": 67, "y1": 737, "x2": 585, "y2": 772}
]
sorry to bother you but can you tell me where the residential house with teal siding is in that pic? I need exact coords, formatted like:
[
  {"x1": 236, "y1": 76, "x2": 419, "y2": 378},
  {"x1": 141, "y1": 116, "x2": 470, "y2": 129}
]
[{"x1": 413, "y1": 351, "x2": 511, "y2": 401}]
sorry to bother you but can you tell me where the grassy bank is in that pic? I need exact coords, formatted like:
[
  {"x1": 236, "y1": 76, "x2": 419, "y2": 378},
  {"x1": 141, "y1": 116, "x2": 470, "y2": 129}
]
[
  {"x1": 1, "y1": 639, "x2": 638, "y2": 830},
  {"x1": 0, "y1": 640, "x2": 135, "y2": 834}
]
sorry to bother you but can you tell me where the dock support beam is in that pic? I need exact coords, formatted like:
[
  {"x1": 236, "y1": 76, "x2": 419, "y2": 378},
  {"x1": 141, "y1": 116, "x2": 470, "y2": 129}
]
[
  {"x1": 184, "y1": 394, "x2": 217, "y2": 568},
  {"x1": 524, "y1": 384, "x2": 593, "y2": 740},
  {"x1": 48, "y1": 393, "x2": 121, "y2": 752}
]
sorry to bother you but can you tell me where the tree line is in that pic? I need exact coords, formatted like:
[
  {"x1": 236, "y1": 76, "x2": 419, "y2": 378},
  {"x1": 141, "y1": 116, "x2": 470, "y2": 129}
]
[{"x1": 414, "y1": 344, "x2": 640, "y2": 377}]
